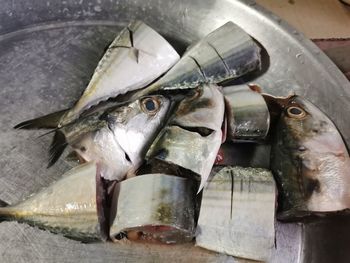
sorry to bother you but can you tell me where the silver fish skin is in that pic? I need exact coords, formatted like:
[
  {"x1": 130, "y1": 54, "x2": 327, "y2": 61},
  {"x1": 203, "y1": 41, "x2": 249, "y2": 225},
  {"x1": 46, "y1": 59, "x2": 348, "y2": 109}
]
[
  {"x1": 271, "y1": 96, "x2": 350, "y2": 219},
  {"x1": 146, "y1": 84, "x2": 225, "y2": 192},
  {"x1": 196, "y1": 166, "x2": 276, "y2": 261},
  {"x1": 135, "y1": 21, "x2": 261, "y2": 97},
  {"x1": 224, "y1": 85, "x2": 270, "y2": 141},
  {"x1": 14, "y1": 20, "x2": 179, "y2": 131},
  {"x1": 61, "y1": 95, "x2": 171, "y2": 181},
  {"x1": 58, "y1": 20, "x2": 179, "y2": 127},
  {"x1": 0, "y1": 162, "x2": 100, "y2": 240},
  {"x1": 109, "y1": 174, "x2": 196, "y2": 244}
]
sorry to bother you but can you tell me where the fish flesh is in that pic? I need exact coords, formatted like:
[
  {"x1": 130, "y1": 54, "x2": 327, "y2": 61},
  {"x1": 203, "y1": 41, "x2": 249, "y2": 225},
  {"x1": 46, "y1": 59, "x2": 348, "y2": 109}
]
[
  {"x1": 224, "y1": 84, "x2": 270, "y2": 141},
  {"x1": 54, "y1": 95, "x2": 171, "y2": 181},
  {"x1": 134, "y1": 21, "x2": 261, "y2": 97},
  {"x1": 196, "y1": 166, "x2": 276, "y2": 261},
  {"x1": 14, "y1": 20, "x2": 179, "y2": 129},
  {"x1": 146, "y1": 84, "x2": 225, "y2": 192},
  {"x1": 109, "y1": 174, "x2": 196, "y2": 244},
  {"x1": 270, "y1": 95, "x2": 350, "y2": 219},
  {"x1": 0, "y1": 162, "x2": 101, "y2": 241}
]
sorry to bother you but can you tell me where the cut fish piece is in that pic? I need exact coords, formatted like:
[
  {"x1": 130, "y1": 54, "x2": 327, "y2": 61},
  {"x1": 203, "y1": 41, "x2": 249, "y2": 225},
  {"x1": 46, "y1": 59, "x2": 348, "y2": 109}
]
[
  {"x1": 109, "y1": 174, "x2": 196, "y2": 244},
  {"x1": 59, "y1": 20, "x2": 180, "y2": 126},
  {"x1": 224, "y1": 85, "x2": 270, "y2": 142},
  {"x1": 136, "y1": 21, "x2": 261, "y2": 97},
  {"x1": 146, "y1": 84, "x2": 225, "y2": 192},
  {"x1": 0, "y1": 162, "x2": 101, "y2": 240},
  {"x1": 196, "y1": 166, "x2": 276, "y2": 261}
]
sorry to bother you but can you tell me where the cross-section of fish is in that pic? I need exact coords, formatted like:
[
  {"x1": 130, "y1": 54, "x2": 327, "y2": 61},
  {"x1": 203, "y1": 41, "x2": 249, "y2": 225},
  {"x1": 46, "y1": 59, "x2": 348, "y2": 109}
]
[{"x1": 109, "y1": 174, "x2": 196, "y2": 244}]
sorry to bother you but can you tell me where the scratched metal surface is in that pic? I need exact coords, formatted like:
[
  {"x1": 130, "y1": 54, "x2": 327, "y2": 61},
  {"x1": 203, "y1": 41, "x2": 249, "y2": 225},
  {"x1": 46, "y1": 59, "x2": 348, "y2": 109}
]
[{"x1": 0, "y1": 0, "x2": 350, "y2": 262}]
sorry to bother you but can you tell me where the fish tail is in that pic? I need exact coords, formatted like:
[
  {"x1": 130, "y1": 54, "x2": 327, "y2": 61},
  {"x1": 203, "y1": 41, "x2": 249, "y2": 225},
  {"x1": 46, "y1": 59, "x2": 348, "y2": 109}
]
[
  {"x1": 0, "y1": 201, "x2": 12, "y2": 221},
  {"x1": 0, "y1": 200, "x2": 9, "y2": 207},
  {"x1": 14, "y1": 109, "x2": 68, "y2": 130},
  {"x1": 48, "y1": 130, "x2": 68, "y2": 168}
]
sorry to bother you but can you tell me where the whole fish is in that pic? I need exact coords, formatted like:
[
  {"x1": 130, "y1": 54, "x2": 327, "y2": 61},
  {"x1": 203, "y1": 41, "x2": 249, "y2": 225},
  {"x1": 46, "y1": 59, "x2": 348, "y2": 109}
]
[
  {"x1": 0, "y1": 162, "x2": 101, "y2": 241},
  {"x1": 145, "y1": 84, "x2": 225, "y2": 192},
  {"x1": 134, "y1": 21, "x2": 261, "y2": 97},
  {"x1": 49, "y1": 95, "x2": 171, "y2": 181},
  {"x1": 14, "y1": 20, "x2": 179, "y2": 129},
  {"x1": 270, "y1": 95, "x2": 350, "y2": 219}
]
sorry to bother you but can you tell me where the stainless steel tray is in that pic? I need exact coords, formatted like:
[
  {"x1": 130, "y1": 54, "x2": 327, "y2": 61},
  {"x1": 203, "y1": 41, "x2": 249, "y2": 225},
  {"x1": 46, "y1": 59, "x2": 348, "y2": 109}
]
[{"x1": 0, "y1": 0, "x2": 349, "y2": 262}]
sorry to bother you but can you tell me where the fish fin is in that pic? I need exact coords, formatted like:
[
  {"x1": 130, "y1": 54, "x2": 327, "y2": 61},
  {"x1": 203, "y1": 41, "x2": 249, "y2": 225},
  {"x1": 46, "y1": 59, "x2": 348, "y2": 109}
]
[
  {"x1": 0, "y1": 200, "x2": 9, "y2": 207},
  {"x1": 48, "y1": 130, "x2": 68, "y2": 168},
  {"x1": 36, "y1": 129, "x2": 58, "y2": 139},
  {"x1": 14, "y1": 109, "x2": 68, "y2": 130},
  {"x1": 129, "y1": 47, "x2": 139, "y2": 63},
  {"x1": 197, "y1": 176, "x2": 208, "y2": 194},
  {"x1": 262, "y1": 93, "x2": 296, "y2": 109}
]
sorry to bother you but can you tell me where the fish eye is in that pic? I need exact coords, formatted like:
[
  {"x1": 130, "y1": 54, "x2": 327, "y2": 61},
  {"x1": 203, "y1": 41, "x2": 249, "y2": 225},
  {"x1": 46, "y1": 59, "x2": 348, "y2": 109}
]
[
  {"x1": 286, "y1": 106, "x2": 306, "y2": 119},
  {"x1": 141, "y1": 97, "x2": 160, "y2": 115}
]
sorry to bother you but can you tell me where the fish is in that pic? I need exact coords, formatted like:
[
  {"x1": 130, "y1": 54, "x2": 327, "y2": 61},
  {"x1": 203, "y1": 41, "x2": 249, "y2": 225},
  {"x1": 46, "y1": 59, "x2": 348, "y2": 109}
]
[
  {"x1": 270, "y1": 95, "x2": 350, "y2": 219},
  {"x1": 109, "y1": 174, "x2": 196, "y2": 244},
  {"x1": 196, "y1": 166, "x2": 276, "y2": 261},
  {"x1": 134, "y1": 21, "x2": 261, "y2": 98},
  {"x1": 51, "y1": 95, "x2": 171, "y2": 181},
  {"x1": 0, "y1": 162, "x2": 101, "y2": 241},
  {"x1": 223, "y1": 84, "x2": 270, "y2": 142},
  {"x1": 14, "y1": 20, "x2": 179, "y2": 129},
  {"x1": 145, "y1": 84, "x2": 225, "y2": 192}
]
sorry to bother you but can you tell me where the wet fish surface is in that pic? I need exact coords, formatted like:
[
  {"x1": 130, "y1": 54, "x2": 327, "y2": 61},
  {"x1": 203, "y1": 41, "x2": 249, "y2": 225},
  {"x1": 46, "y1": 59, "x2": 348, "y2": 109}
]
[
  {"x1": 109, "y1": 174, "x2": 196, "y2": 244},
  {"x1": 54, "y1": 95, "x2": 171, "y2": 181},
  {"x1": 224, "y1": 84, "x2": 270, "y2": 141},
  {"x1": 270, "y1": 95, "x2": 350, "y2": 219},
  {"x1": 146, "y1": 84, "x2": 225, "y2": 192},
  {"x1": 196, "y1": 166, "x2": 276, "y2": 261},
  {"x1": 0, "y1": 162, "x2": 100, "y2": 240},
  {"x1": 15, "y1": 20, "x2": 179, "y2": 129},
  {"x1": 135, "y1": 21, "x2": 261, "y2": 97}
]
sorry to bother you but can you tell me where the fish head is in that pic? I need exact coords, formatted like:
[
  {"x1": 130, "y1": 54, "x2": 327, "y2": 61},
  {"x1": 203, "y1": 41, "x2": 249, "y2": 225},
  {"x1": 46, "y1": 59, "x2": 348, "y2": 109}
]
[
  {"x1": 272, "y1": 96, "x2": 350, "y2": 215},
  {"x1": 72, "y1": 95, "x2": 171, "y2": 181},
  {"x1": 279, "y1": 96, "x2": 347, "y2": 155},
  {"x1": 108, "y1": 95, "x2": 171, "y2": 163}
]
